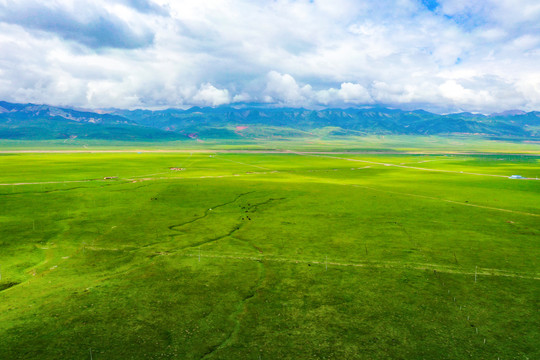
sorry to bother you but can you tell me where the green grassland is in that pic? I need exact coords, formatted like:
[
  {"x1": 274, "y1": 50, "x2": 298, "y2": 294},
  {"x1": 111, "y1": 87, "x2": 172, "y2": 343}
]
[
  {"x1": 0, "y1": 150, "x2": 539, "y2": 359},
  {"x1": 1, "y1": 134, "x2": 540, "y2": 153}
]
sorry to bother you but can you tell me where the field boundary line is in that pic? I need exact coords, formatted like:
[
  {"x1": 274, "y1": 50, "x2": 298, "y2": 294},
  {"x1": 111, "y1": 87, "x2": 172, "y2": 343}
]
[
  {"x1": 348, "y1": 184, "x2": 540, "y2": 217},
  {"x1": 0, "y1": 170, "x2": 283, "y2": 187},
  {"x1": 173, "y1": 252, "x2": 540, "y2": 280},
  {"x1": 290, "y1": 151, "x2": 539, "y2": 180}
]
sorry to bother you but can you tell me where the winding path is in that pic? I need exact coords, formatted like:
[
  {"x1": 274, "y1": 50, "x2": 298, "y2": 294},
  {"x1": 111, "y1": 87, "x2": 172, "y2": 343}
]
[{"x1": 289, "y1": 151, "x2": 539, "y2": 180}]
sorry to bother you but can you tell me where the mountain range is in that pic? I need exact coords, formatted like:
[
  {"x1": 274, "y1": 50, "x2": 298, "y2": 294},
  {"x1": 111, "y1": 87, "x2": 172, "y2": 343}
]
[{"x1": 1, "y1": 100, "x2": 539, "y2": 141}]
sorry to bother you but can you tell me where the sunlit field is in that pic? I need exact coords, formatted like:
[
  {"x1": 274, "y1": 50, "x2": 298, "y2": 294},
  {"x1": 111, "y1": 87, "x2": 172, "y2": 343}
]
[{"x1": 1, "y1": 150, "x2": 539, "y2": 359}]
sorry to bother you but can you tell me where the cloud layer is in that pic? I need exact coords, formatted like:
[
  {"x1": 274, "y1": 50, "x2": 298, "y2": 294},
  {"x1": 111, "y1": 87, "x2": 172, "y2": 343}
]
[{"x1": 0, "y1": 0, "x2": 539, "y2": 113}]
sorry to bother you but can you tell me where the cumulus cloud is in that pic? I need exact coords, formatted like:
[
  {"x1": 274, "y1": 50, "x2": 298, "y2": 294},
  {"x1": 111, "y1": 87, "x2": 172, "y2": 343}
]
[
  {"x1": 232, "y1": 93, "x2": 251, "y2": 103},
  {"x1": 264, "y1": 71, "x2": 312, "y2": 105},
  {"x1": 439, "y1": 80, "x2": 493, "y2": 107},
  {"x1": 337, "y1": 83, "x2": 372, "y2": 104},
  {"x1": 0, "y1": 0, "x2": 539, "y2": 112},
  {"x1": 262, "y1": 72, "x2": 373, "y2": 107},
  {"x1": 315, "y1": 83, "x2": 373, "y2": 106},
  {"x1": 192, "y1": 83, "x2": 231, "y2": 106}
]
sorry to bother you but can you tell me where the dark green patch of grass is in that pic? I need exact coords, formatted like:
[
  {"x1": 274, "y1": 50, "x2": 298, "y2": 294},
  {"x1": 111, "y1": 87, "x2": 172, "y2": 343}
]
[{"x1": 0, "y1": 282, "x2": 19, "y2": 291}]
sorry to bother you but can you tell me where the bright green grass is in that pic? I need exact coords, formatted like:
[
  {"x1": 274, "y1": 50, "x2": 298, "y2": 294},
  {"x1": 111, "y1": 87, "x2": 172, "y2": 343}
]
[{"x1": 0, "y1": 151, "x2": 539, "y2": 359}]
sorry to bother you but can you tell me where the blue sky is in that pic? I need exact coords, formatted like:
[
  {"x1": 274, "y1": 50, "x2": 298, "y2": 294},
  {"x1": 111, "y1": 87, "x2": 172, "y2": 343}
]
[{"x1": 0, "y1": 0, "x2": 539, "y2": 113}]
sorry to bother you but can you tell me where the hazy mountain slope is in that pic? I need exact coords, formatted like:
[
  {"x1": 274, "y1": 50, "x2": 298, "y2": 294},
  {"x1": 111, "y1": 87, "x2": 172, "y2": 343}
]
[
  {"x1": 0, "y1": 101, "x2": 183, "y2": 141},
  {"x1": 0, "y1": 101, "x2": 538, "y2": 140},
  {"x1": 114, "y1": 106, "x2": 535, "y2": 137}
]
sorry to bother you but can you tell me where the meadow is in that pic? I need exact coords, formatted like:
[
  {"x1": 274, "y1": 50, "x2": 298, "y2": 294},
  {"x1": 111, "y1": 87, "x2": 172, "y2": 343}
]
[
  {"x1": 2, "y1": 134, "x2": 540, "y2": 153},
  {"x1": 0, "y1": 148, "x2": 539, "y2": 359}
]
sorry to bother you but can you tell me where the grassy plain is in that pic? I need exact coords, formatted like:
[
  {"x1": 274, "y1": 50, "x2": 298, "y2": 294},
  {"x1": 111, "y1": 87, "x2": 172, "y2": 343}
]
[
  {"x1": 2, "y1": 134, "x2": 540, "y2": 153},
  {"x1": 0, "y1": 148, "x2": 539, "y2": 359}
]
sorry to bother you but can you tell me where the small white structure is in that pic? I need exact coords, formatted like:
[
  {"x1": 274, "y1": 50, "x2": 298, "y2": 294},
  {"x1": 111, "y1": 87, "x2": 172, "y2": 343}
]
[{"x1": 509, "y1": 175, "x2": 525, "y2": 179}]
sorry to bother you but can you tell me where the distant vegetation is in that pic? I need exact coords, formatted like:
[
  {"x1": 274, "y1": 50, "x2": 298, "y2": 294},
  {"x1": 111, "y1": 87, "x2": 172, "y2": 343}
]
[{"x1": 1, "y1": 100, "x2": 539, "y2": 141}]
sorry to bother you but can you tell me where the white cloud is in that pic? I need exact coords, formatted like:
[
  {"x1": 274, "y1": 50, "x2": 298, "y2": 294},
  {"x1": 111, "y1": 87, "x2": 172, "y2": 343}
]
[
  {"x1": 262, "y1": 73, "x2": 373, "y2": 107},
  {"x1": 232, "y1": 92, "x2": 251, "y2": 103},
  {"x1": 264, "y1": 71, "x2": 311, "y2": 105},
  {"x1": 516, "y1": 75, "x2": 540, "y2": 105},
  {"x1": 192, "y1": 83, "x2": 231, "y2": 106},
  {"x1": 0, "y1": 0, "x2": 539, "y2": 112},
  {"x1": 314, "y1": 82, "x2": 373, "y2": 105},
  {"x1": 338, "y1": 83, "x2": 372, "y2": 104},
  {"x1": 439, "y1": 80, "x2": 493, "y2": 106}
]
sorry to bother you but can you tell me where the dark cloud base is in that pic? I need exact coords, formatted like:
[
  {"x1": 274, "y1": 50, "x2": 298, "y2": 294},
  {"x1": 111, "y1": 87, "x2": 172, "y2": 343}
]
[{"x1": 0, "y1": 2, "x2": 155, "y2": 49}]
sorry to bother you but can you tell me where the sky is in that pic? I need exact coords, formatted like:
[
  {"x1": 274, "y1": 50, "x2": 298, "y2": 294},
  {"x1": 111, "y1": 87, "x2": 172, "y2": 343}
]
[{"x1": 0, "y1": 0, "x2": 539, "y2": 113}]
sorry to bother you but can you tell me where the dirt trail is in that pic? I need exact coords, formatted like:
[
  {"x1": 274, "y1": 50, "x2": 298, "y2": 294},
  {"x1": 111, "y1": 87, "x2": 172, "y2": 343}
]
[
  {"x1": 290, "y1": 151, "x2": 539, "y2": 180},
  {"x1": 0, "y1": 180, "x2": 95, "y2": 186},
  {"x1": 348, "y1": 184, "x2": 540, "y2": 217},
  {"x1": 213, "y1": 154, "x2": 271, "y2": 170}
]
